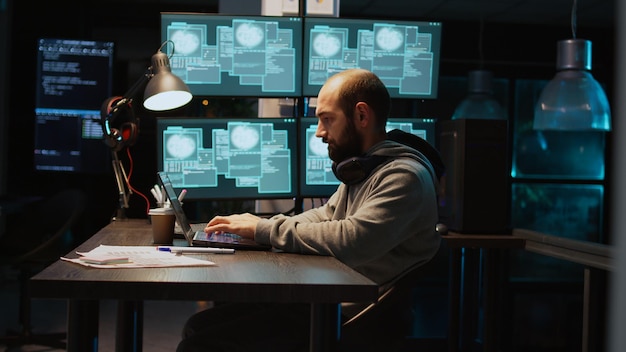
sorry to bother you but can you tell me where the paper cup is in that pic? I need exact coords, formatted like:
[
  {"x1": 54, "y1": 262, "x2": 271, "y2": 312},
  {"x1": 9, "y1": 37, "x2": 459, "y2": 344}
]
[{"x1": 148, "y1": 208, "x2": 176, "y2": 245}]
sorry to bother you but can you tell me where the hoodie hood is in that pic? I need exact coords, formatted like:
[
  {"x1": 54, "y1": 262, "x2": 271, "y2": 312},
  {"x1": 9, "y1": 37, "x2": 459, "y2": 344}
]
[{"x1": 367, "y1": 139, "x2": 438, "y2": 189}]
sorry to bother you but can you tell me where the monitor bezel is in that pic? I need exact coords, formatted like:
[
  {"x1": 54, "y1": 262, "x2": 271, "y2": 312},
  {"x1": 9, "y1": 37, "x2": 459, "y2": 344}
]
[
  {"x1": 297, "y1": 117, "x2": 438, "y2": 198},
  {"x1": 160, "y1": 12, "x2": 304, "y2": 98},
  {"x1": 302, "y1": 17, "x2": 442, "y2": 99},
  {"x1": 156, "y1": 117, "x2": 299, "y2": 201},
  {"x1": 33, "y1": 37, "x2": 115, "y2": 174}
]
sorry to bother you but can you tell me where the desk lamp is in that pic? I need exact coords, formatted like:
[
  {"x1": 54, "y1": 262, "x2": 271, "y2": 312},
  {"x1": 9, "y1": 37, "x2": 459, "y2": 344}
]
[
  {"x1": 533, "y1": 0, "x2": 611, "y2": 131},
  {"x1": 101, "y1": 40, "x2": 192, "y2": 219}
]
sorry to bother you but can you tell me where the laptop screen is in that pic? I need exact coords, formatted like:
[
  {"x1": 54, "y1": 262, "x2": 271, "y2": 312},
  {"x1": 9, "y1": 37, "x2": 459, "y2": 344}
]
[
  {"x1": 158, "y1": 171, "x2": 273, "y2": 251},
  {"x1": 158, "y1": 171, "x2": 195, "y2": 246}
]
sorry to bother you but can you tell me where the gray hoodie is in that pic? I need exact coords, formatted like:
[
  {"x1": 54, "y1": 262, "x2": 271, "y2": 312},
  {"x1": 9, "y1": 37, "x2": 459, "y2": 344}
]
[{"x1": 255, "y1": 139, "x2": 440, "y2": 287}]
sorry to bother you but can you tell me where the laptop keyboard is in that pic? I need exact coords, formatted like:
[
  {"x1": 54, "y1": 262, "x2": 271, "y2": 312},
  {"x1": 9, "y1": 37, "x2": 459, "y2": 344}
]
[
  {"x1": 194, "y1": 230, "x2": 243, "y2": 244},
  {"x1": 206, "y1": 232, "x2": 243, "y2": 243},
  {"x1": 181, "y1": 222, "x2": 244, "y2": 244}
]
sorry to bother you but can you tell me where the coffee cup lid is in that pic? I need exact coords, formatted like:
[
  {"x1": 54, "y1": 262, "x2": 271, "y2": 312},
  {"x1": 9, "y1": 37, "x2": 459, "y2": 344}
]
[{"x1": 148, "y1": 207, "x2": 175, "y2": 215}]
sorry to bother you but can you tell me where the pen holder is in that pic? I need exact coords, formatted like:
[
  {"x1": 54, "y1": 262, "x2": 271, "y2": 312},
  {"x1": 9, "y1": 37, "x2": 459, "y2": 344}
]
[{"x1": 148, "y1": 207, "x2": 176, "y2": 245}]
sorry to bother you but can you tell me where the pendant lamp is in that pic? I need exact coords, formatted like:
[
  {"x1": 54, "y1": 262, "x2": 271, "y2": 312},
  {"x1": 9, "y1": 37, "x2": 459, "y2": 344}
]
[{"x1": 533, "y1": 0, "x2": 611, "y2": 131}]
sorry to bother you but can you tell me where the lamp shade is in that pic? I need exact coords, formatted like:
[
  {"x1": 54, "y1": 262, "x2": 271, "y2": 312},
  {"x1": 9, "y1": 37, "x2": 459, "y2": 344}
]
[
  {"x1": 143, "y1": 50, "x2": 193, "y2": 111},
  {"x1": 452, "y1": 70, "x2": 506, "y2": 120},
  {"x1": 533, "y1": 39, "x2": 611, "y2": 131}
]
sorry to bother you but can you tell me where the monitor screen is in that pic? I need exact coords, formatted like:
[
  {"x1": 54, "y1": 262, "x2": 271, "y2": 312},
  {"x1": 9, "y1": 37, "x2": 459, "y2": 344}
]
[
  {"x1": 160, "y1": 13, "x2": 303, "y2": 98},
  {"x1": 298, "y1": 117, "x2": 437, "y2": 197},
  {"x1": 386, "y1": 117, "x2": 437, "y2": 145},
  {"x1": 33, "y1": 38, "x2": 115, "y2": 173},
  {"x1": 156, "y1": 117, "x2": 298, "y2": 200},
  {"x1": 302, "y1": 17, "x2": 442, "y2": 99}
]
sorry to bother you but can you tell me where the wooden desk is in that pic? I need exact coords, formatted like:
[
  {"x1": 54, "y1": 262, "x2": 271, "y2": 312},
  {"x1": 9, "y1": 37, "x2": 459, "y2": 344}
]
[
  {"x1": 28, "y1": 219, "x2": 378, "y2": 352},
  {"x1": 441, "y1": 232, "x2": 525, "y2": 352}
]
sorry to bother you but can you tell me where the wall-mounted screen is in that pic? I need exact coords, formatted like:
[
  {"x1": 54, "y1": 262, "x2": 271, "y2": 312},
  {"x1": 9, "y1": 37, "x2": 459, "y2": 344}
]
[
  {"x1": 299, "y1": 117, "x2": 437, "y2": 197},
  {"x1": 386, "y1": 118, "x2": 437, "y2": 145},
  {"x1": 156, "y1": 117, "x2": 298, "y2": 200},
  {"x1": 160, "y1": 13, "x2": 303, "y2": 98},
  {"x1": 302, "y1": 17, "x2": 442, "y2": 99},
  {"x1": 33, "y1": 38, "x2": 114, "y2": 173}
]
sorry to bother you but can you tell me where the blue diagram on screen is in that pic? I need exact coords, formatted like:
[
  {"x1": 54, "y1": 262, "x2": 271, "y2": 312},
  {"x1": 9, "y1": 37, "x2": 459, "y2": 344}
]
[
  {"x1": 304, "y1": 126, "x2": 338, "y2": 186},
  {"x1": 302, "y1": 118, "x2": 435, "y2": 187},
  {"x1": 167, "y1": 18, "x2": 298, "y2": 93},
  {"x1": 162, "y1": 122, "x2": 293, "y2": 194},
  {"x1": 308, "y1": 23, "x2": 435, "y2": 95},
  {"x1": 385, "y1": 120, "x2": 429, "y2": 140}
]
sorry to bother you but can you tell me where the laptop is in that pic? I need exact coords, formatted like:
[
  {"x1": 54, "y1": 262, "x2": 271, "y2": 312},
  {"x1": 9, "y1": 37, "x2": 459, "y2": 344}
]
[{"x1": 157, "y1": 171, "x2": 272, "y2": 251}]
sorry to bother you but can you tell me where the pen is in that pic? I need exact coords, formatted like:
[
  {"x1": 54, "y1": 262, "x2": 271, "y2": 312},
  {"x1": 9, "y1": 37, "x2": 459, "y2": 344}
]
[
  {"x1": 150, "y1": 188, "x2": 160, "y2": 203},
  {"x1": 178, "y1": 189, "x2": 187, "y2": 202},
  {"x1": 153, "y1": 184, "x2": 163, "y2": 203},
  {"x1": 157, "y1": 246, "x2": 235, "y2": 254}
]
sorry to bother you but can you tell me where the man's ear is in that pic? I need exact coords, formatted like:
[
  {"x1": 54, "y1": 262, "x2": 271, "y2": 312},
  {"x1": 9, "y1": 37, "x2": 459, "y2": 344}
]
[{"x1": 354, "y1": 102, "x2": 370, "y2": 125}]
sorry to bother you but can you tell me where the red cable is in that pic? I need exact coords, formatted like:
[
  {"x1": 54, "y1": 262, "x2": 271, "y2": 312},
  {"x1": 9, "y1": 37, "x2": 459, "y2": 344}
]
[{"x1": 125, "y1": 148, "x2": 151, "y2": 216}]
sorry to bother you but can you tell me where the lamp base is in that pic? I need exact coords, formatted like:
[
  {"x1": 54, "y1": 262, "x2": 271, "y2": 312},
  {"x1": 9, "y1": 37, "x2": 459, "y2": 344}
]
[{"x1": 113, "y1": 207, "x2": 128, "y2": 221}]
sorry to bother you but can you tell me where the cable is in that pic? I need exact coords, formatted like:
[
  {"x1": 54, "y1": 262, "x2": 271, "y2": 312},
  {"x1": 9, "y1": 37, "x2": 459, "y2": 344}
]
[
  {"x1": 571, "y1": 0, "x2": 578, "y2": 38},
  {"x1": 125, "y1": 148, "x2": 151, "y2": 216}
]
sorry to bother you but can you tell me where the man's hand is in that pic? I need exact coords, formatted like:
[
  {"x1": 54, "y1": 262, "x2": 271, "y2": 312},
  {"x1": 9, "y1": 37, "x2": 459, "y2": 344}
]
[{"x1": 205, "y1": 213, "x2": 261, "y2": 239}]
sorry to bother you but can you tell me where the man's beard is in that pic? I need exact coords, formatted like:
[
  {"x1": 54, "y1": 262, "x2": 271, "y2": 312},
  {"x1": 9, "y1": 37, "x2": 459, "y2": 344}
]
[{"x1": 327, "y1": 121, "x2": 363, "y2": 163}]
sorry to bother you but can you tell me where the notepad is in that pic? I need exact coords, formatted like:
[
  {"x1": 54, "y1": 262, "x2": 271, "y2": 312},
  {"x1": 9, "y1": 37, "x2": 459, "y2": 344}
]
[
  {"x1": 66, "y1": 245, "x2": 216, "y2": 268},
  {"x1": 79, "y1": 254, "x2": 130, "y2": 265}
]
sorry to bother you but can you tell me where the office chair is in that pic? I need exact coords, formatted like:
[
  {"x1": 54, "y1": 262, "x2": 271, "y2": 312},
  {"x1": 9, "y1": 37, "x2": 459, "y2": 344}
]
[
  {"x1": 0, "y1": 188, "x2": 87, "y2": 350},
  {"x1": 338, "y1": 226, "x2": 449, "y2": 352}
]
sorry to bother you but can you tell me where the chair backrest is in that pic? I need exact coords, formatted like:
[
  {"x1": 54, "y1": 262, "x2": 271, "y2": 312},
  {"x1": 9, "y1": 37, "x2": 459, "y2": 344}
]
[{"x1": 340, "y1": 224, "x2": 449, "y2": 344}]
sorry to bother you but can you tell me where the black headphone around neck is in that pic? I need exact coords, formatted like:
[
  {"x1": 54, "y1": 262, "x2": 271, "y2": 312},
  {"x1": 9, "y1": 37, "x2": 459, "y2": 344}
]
[
  {"x1": 332, "y1": 155, "x2": 391, "y2": 185},
  {"x1": 100, "y1": 96, "x2": 139, "y2": 152}
]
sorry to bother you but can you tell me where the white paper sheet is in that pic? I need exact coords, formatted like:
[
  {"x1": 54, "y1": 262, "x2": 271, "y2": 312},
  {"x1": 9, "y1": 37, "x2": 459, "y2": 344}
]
[{"x1": 61, "y1": 245, "x2": 216, "y2": 268}]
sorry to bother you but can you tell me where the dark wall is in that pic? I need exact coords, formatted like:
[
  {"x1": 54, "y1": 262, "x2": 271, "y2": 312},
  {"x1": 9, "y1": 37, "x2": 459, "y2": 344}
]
[
  {"x1": 5, "y1": 1, "x2": 219, "y2": 235},
  {"x1": 5, "y1": 1, "x2": 615, "y2": 236}
]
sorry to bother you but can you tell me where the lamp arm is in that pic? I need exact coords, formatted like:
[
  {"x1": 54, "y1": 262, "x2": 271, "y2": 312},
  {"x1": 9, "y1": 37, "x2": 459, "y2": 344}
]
[
  {"x1": 106, "y1": 69, "x2": 152, "y2": 115},
  {"x1": 120, "y1": 69, "x2": 152, "y2": 103},
  {"x1": 111, "y1": 150, "x2": 132, "y2": 218},
  {"x1": 100, "y1": 69, "x2": 152, "y2": 137}
]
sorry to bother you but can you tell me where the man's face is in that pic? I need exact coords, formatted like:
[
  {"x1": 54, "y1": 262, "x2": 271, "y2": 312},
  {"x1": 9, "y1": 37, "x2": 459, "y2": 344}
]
[
  {"x1": 315, "y1": 78, "x2": 363, "y2": 162},
  {"x1": 326, "y1": 118, "x2": 362, "y2": 162}
]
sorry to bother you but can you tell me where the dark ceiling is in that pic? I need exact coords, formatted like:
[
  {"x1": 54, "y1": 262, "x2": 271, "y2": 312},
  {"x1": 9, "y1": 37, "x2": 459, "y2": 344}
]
[
  {"x1": 338, "y1": 0, "x2": 614, "y2": 28},
  {"x1": 166, "y1": 0, "x2": 615, "y2": 28}
]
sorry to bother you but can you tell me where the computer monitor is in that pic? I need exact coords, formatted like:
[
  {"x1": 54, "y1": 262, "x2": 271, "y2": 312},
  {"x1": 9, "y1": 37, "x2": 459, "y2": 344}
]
[
  {"x1": 298, "y1": 117, "x2": 437, "y2": 198},
  {"x1": 386, "y1": 118, "x2": 437, "y2": 144},
  {"x1": 160, "y1": 13, "x2": 303, "y2": 98},
  {"x1": 33, "y1": 38, "x2": 114, "y2": 173},
  {"x1": 156, "y1": 117, "x2": 298, "y2": 200},
  {"x1": 302, "y1": 17, "x2": 442, "y2": 99}
]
